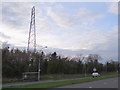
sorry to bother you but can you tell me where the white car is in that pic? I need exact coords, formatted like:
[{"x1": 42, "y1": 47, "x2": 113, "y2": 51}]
[{"x1": 92, "y1": 72, "x2": 100, "y2": 78}]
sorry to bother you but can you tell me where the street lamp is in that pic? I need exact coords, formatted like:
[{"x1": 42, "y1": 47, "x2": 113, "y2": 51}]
[
  {"x1": 84, "y1": 55, "x2": 89, "y2": 77},
  {"x1": 38, "y1": 46, "x2": 47, "y2": 81},
  {"x1": 84, "y1": 60, "x2": 87, "y2": 77},
  {"x1": 81, "y1": 56, "x2": 86, "y2": 77}
]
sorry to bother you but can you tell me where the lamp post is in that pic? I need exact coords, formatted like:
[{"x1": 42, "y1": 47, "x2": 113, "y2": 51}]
[
  {"x1": 84, "y1": 55, "x2": 89, "y2": 77},
  {"x1": 38, "y1": 46, "x2": 47, "y2": 81},
  {"x1": 84, "y1": 60, "x2": 87, "y2": 77}
]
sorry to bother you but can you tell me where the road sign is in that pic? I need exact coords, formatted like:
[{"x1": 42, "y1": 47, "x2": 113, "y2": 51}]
[{"x1": 93, "y1": 68, "x2": 96, "y2": 72}]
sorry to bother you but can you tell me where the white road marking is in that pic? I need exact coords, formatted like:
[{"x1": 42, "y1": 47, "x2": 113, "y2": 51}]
[
  {"x1": 104, "y1": 82, "x2": 107, "y2": 85},
  {"x1": 89, "y1": 86, "x2": 92, "y2": 88}
]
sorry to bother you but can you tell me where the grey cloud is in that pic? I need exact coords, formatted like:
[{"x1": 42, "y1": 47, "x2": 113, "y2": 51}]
[
  {"x1": 2, "y1": 3, "x2": 22, "y2": 27},
  {"x1": 75, "y1": 8, "x2": 104, "y2": 26},
  {"x1": 46, "y1": 7, "x2": 75, "y2": 29},
  {"x1": 2, "y1": 2, "x2": 32, "y2": 30},
  {"x1": 45, "y1": 6, "x2": 105, "y2": 30}
]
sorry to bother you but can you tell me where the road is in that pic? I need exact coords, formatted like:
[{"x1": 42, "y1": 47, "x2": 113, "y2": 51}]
[{"x1": 56, "y1": 77, "x2": 118, "y2": 88}]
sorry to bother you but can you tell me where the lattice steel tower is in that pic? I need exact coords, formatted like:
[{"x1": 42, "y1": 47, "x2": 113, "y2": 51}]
[{"x1": 27, "y1": 6, "x2": 36, "y2": 53}]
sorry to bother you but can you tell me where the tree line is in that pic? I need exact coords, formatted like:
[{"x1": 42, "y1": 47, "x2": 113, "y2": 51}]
[{"x1": 2, "y1": 46, "x2": 119, "y2": 78}]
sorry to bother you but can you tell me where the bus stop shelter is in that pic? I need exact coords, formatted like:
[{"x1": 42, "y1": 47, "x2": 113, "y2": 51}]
[{"x1": 22, "y1": 72, "x2": 38, "y2": 81}]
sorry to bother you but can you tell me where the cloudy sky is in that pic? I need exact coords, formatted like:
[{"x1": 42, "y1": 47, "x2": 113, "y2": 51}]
[{"x1": 1, "y1": 2, "x2": 118, "y2": 63}]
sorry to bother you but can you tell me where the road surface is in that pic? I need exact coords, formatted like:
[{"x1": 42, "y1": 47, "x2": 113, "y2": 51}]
[{"x1": 56, "y1": 77, "x2": 118, "y2": 88}]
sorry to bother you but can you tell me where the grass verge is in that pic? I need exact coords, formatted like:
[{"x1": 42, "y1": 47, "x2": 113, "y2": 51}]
[
  {"x1": 2, "y1": 74, "x2": 91, "y2": 84},
  {"x1": 3, "y1": 72, "x2": 117, "y2": 84},
  {"x1": 3, "y1": 74, "x2": 119, "y2": 88}
]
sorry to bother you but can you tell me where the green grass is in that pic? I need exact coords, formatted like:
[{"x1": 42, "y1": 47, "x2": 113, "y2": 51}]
[
  {"x1": 40, "y1": 74, "x2": 91, "y2": 80},
  {"x1": 3, "y1": 72, "x2": 117, "y2": 84},
  {"x1": 2, "y1": 74, "x2": 91, "y2": 84},
  {"x1": 4, "y1": 74, "x2": 119, "y2": 88}
]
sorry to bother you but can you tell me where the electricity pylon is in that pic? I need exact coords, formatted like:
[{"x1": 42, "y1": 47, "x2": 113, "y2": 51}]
[
  {"x1": 27, "y1": 6, "x2": 36, "y2": 72},
  {"x1": 27, "y1": 6, "x2": 36, "y2": 53}
]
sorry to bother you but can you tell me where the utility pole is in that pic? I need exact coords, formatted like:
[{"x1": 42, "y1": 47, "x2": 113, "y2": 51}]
[
  {"x1": 38, "y1": 58, "x2": 40, "y2": 81},
  {"x1": 84, "y1": 56, "x2": 87, "y2": 77},
  {"x1": 84, "y1": 63, "x2": 86, "y2": 77}
]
